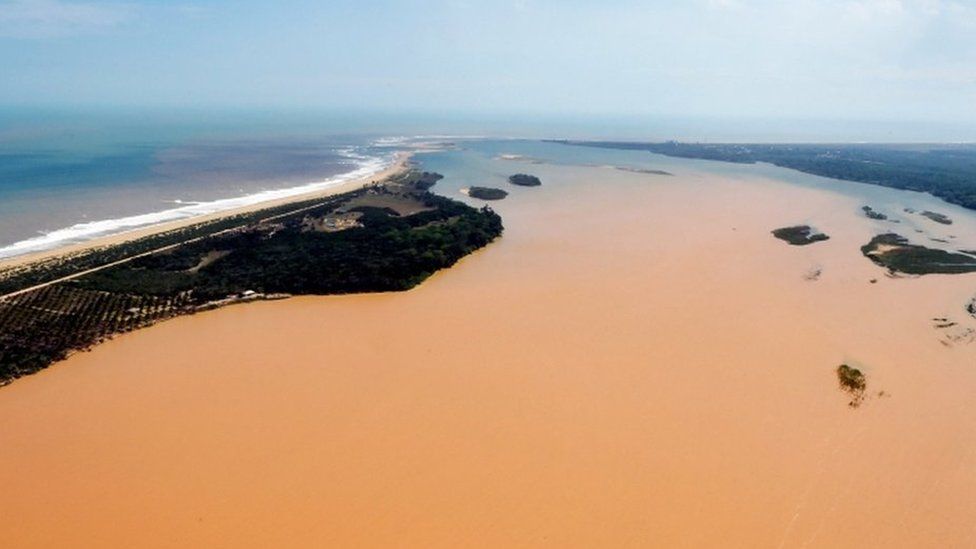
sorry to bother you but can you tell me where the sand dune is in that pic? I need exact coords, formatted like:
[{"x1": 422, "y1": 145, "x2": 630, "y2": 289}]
[{"x1": 2, "y1": 161, "x2": 975, "y2": 547}]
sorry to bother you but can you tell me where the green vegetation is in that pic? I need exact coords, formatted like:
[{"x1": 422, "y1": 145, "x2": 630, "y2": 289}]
[
  {"x1": 467, "y1": 186, "x2": 508, "y2": 200},
  {"x1": 413, "y1": 172, "x2": 444, "y2": 190},
  {"x1": 77, "y1": 191, "x2": 502, "y2": 298},
  {"x1": 508, "y1": 173, "x2": 542, "y2": 187},
  {"x1": 0, "y1": 286, "x2": 192, "y2": 383},
  {"x1": 837, "y1": 364, "x2": 867, "y2": 408},
  {"x1": 553, "y1": 141, "x2": 976, "y2": 211},
  {"x1": 0, "y1": 193, "x2": 356, "y2": 296},
  {"x1": 772, "y1": 225, "x2": 829, "y2": 246},
  {"x1": 860, "y1": 233, "x2": 976, "y2": 275},
  {"x1": 862, "y1": 206, "x2": 888, "y2": 220},
  {"x1": 0, "y1": 171, "x2": 503, "y2": 386},
  {"x1": 920, "y1": 210, "x2": 952, "y2": 225}
]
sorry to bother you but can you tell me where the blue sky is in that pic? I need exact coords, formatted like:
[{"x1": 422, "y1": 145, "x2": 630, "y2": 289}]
[{"x1": 2, "y1": 0, "x2": 975, "y2": 124}]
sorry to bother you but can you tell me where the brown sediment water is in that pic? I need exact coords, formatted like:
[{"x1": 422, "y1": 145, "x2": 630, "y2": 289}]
[{"x1": 2, "y1": 162, "x2": 975, "y2": 547}]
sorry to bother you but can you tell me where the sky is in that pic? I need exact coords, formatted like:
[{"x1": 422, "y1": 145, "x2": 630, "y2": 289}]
[{"x1": 1, "y1": 0, "x2": 975, "y2": 127}]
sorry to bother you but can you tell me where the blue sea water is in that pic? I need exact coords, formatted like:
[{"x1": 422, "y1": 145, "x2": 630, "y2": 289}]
[{"x1": 0, "y1": 110, "x2": 409, "y2": 257}]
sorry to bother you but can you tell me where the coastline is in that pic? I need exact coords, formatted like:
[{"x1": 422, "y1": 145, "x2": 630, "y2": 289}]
[
  {"x1": 0, "y1": 160, "x2": 505, "y2": 386},
  {"x1": 3, "y1": 156, "x2": 976, "y2": 546},
  {"x1": 0, "y1": 151, "x2": 413, "y2": 271}
]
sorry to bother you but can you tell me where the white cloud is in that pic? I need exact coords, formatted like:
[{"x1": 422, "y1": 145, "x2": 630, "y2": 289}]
[{"x1": 705, "y1": 0, "x2": 744, "y2": 9}]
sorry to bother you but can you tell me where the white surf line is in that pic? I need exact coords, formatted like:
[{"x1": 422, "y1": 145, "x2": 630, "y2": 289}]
[
  {"x1": 0, "y1": 150, "x2": 391, "y2": 260},
  {"x1": 0, "y1": 155, "x2": 414, "y2": 300},
  {"x1": 0, "y1": 193, "x2": 361, "y2": 302}
]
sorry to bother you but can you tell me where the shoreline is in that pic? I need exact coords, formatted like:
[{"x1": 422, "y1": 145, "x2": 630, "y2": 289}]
[
  {"x1": 0, "y1": 151, "x2": 413, "y2": 271},
  {"x1": 4, "y1": 155, "x2": 976, "y2": 546},
  {"x1": 0, "y1": 165, "x2": 503, "y2": 386}
]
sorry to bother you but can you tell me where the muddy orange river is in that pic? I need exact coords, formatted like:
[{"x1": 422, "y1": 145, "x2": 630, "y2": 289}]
[{"x1": 2, "y1": 159, "x2": 975, "y2": 547}]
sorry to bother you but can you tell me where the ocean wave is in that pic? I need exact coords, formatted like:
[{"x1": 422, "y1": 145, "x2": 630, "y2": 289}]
[
  {"x1": 373, "y1": 136, "x2": 411, "y2": 147},
  {"x1": 0, "y1": 151, "x2": 393, "y2": 260},
  {"x1": 372, "y1": 135, "x2": 494, "y2": 148}
]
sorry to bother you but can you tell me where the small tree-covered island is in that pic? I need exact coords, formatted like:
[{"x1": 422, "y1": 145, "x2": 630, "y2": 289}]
[
  {"x1": 0, "y1": 170, "x2": 503, "y2": 385},
  {"x1": 466, "y1": 186, "x2": 509, "y2": 200},
  {"x1": 772, "y1": 225, "x2": 830, "y2": 246},
  {"x1": 860, "y1": 233, "x2": 976, "y2": 275},
  {"x1": 837, "y1": 364, "x2": 867, "y2": 408},
  {"x1": 509, "y1": 174, "x2": 542, "y2": 187}
]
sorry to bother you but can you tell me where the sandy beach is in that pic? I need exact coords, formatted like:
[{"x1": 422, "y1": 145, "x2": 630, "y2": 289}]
[
  {"x1": 2, "y1": 158, "x2": 976, "y2": 547},
  {"x1": 0, "y1": 152, "x2": 412, "y2": 271}
]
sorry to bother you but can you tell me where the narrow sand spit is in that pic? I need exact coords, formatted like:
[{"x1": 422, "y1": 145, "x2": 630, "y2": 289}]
[{"x1": 1, "y1": 162, "x2": 975, "y2": 547}]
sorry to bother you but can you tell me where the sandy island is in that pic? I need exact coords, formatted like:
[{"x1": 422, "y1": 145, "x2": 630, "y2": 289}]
[{"x1": 2, "y1": 159, "x2": 976, "y2": 547}]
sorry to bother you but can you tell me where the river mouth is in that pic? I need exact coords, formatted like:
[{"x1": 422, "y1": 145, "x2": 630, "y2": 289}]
[{"x1": 2, "y1": 142, "x2": 976, "y2": 547}]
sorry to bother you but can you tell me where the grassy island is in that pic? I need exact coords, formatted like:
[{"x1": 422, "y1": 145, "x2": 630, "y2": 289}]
[
  {"x1": 467, "y1": 186, "x2": 509, "y2": 200},
  {"x1": 860, "y1": 233, "x2": 976, "y2": 275},
  {"x1": 508, "y1": 174, "x2": 542, "y2": 187},
  {"x1": 772, "y1": 225, "x2": 830, "y2": 246},
  {"x1": 0, "y1": 170, "x2": 503, "y2": 386}
]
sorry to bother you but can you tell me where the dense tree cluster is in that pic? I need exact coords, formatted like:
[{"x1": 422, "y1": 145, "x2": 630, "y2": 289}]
[
  {"x1": 78, "y1": 193, "x2": 502, "y2": 299},
  {"x1": 772, "y1": 225, "x2": 829, "y2": 246},
  {"x1": 467, "y1": 187, "x2": 508, "y2": 200},
  {"x1": 837, "y1": 364, "x2": 867, "y2": 408},
  {"x1": 508, "y1": 174, "x2": 542, "y2": 187},
  {"x1": 860, "y1": 233, "x2": 976, "y2": 275},
  {"x1": 413, "y1": 172, "x2": 444, "y2": 190}
]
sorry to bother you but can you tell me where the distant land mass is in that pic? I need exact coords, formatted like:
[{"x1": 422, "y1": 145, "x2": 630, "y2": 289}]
[{"x1": 552, "y1": 141, "x2": 976, "y2": 211}]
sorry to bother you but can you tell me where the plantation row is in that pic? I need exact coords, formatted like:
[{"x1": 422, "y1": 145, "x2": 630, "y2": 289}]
[{"x1": 0, "y1": 284, "x2": 193, "y2": 383}]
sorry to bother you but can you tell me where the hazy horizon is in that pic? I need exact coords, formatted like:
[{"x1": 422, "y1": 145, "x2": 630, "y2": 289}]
[
  {"x1": 2, "y1": 0, "x2": 975, "y2": 141},
  {"x1": 3, "y1": 106, "x2": 976, "y2": 143}
]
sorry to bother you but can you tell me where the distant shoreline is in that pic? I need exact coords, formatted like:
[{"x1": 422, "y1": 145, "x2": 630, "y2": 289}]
[
  {"x1": 552, "y1": 140, "x2": 976, "y2": 212},
  {"x1": 0, "y1": 152, "x2": 413, "y2": 270}
]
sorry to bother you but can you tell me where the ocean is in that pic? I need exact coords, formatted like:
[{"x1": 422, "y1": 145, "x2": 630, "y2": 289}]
[{"x1": 0, "y1": 110, "x2": 407, "y2": 258}]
